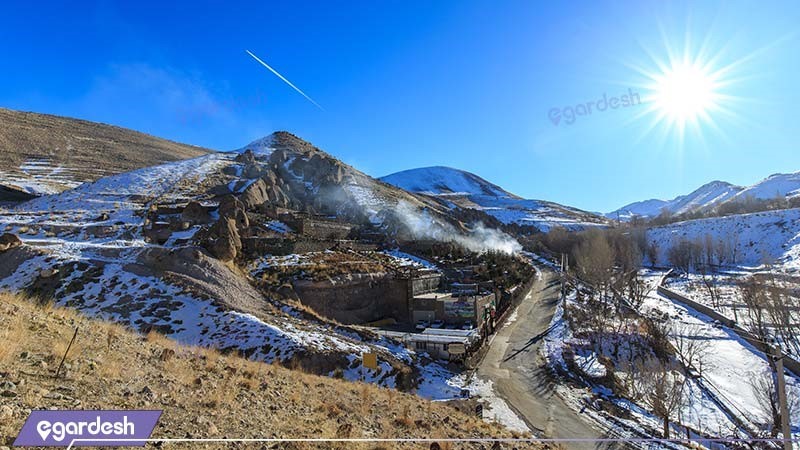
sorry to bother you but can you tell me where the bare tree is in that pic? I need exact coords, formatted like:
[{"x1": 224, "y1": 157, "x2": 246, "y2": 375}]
[
  {"x1": 698, "y1": 265, "x2": 722, "y2": 309},
  {"x1": 704, "y1": 234, "x2": 715, "y2": 268},
  {"x1": 714, "y1": 237, "x2": 729, "y2": 267},
  {"x1": 573, "y1": 230, "x2": 615, "y2": 292},
  {"x1": 631, "y1": 359, "x2": 688, "y2": 438},
  {"x1": 739, "y1": 278, "x2": 771, "y2": 349},
  {"x1": 750, "y1": 370, "x2": 799, "y2": 438},
  {"x1": 647, "y1": 240, "x2": 659, "y2": 268},
  {"x1": 670, "y1": 323, "x2": 712, "y2": 376}
]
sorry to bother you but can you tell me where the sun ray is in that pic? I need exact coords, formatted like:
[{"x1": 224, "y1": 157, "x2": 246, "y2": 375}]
[{"x1": 626, "y1": 27, "x2": 763, "y2": 148}]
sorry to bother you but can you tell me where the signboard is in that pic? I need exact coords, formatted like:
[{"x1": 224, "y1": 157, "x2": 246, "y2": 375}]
[
  {"x1": 362, "y1": 352, "x2": 378, "y2": 370},
  {"x1": 444, "y1": 300, "x2": 474, "y2": 319},
  {"x1": 447, "y1": 343, "x2": 466, "y2": 355}
]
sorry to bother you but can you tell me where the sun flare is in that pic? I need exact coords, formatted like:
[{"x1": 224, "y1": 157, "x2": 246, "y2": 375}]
[
  {"x1": 652, "y1": 61, "x2": 718, "y2": 123},
  {"x1": 627, "y1": 33, "x2": 750, "y2": 147}
]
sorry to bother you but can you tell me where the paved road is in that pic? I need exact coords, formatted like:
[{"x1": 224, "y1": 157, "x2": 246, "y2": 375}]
[{"x1": 476, "y1": 267, "x2": 626, "y2": 450}]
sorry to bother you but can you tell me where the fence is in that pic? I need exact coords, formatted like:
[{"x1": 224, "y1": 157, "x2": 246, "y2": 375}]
[{"x1": 657, "y1": 278, "x2": 800, "y2": 378}]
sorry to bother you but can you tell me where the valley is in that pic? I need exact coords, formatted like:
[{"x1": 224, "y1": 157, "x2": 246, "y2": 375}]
[{"x1": 1, "y1": 109, "x2": 799, "y2": 449}]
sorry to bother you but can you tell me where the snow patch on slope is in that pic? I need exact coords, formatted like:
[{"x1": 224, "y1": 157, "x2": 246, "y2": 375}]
[
  {"x1": 646, "y1": 208, "x2": 800, "y2": 270},
  {"x1": 381, "y1": 166, "x2": 606, "y2": 231},
  {"x1": 610, "y1": 181, "x2": 742, "y2": 220}
]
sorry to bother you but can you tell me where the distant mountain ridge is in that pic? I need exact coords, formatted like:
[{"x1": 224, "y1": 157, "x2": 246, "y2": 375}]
[
  {"x1": 609, "y1": 180, "x2": 742, "y2": 220},
  {"x1": 609, "y1": 171, "x2": 800, "y2": 220},
  {"x1": 381, "y1": 166, "x2": 607, "y2": 232}
]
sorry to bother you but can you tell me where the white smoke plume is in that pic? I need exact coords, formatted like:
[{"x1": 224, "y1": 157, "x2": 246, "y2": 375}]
[{"x1": 394, "y1": 201, "x2": 522, "y2": 254}]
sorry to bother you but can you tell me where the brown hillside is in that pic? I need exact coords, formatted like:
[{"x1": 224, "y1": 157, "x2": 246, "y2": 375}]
[
  {"x1": 0, "y1": 293, "x2": 548, "y2": 449},
  {"x1": 0, "y1": 108, "x2": 213, "y2": 195}
]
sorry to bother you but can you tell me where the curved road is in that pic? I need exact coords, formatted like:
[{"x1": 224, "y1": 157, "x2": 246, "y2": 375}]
[{"x1": 476, "y1": 267, "x2": 626, "y2": 450}]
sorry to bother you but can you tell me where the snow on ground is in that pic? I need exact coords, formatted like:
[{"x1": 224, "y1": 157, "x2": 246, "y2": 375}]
[
  {"x1": 609, "y1": 170, "x2": 800, "y2": 220},
  {"x1": 234, "y1": 135, "x2": 276, "y2": 156},
  {"x1": 730, "y1": 171, "x2": 800, "y2": 203},
  {"x1": 647, "y1": 207, "x2": 800, "y2": 270},
  {"x1": 19, "y1": 153, "x2": 231, "y2": 218},
  {"x1": 542, "y1": 294, "x2": 570, "y2": 373},
  {"x1": 414, "y1": 362, "x2": 466, "y2": 400},
  {"x1": 414, "y1": 349, "x2": 531, "y2": 434},
  {"x1": 383, "y1": 249, "x2": 437, "y2": 269},
  {"x1": 381, "y1": 166, "x2": 508, "y2": 197},
  {"x1": 641, "y1": 273, "x2": 800, "y2": 435},
  {"x1": 0, "y1": 158, "x2": 88, "y2": 195},
  {"x1": 463, "y1": 376, "x2": 531, "y2": 433},
  {"x1": 541, "y1": 288, "x2": 747, "y2": 444},
  {"x1": 665, "y1": 272, "x2": 800, "y2": 359}
]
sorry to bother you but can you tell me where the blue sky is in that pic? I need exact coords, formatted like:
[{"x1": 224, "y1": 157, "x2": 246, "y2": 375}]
[{"x1": 1, "y1": 1, "x2": 799, "y2": 212}]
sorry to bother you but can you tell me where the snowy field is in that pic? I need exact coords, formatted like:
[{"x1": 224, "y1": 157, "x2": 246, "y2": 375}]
[{"x1": 541, "y1": 276, "x2": 800, "y2": 446}]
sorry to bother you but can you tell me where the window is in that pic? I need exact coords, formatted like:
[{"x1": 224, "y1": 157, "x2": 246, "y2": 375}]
[{"x1": 415, "y1": 341, "x2": 427, "y2": 350}]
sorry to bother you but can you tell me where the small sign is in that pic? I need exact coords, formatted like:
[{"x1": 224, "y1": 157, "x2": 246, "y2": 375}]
[
  {"x1": 448, "y1": 343, "x2": 466, "y2": 355},
  {"x1": 362, "y1": 352, "x2": 378, "y2": 370},
  {"x1": 475, "y1": 404, "x2": 483, "y2": 418}
]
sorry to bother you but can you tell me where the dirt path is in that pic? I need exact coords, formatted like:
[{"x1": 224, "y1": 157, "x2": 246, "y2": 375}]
[{"x1": 476, "y1": 267, "x2": 626, "y2": 450}]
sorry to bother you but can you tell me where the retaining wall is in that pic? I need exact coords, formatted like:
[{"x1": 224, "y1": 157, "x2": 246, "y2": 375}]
[{"x1": 657, "y1": 282, "x2": 800, "y2": 377}]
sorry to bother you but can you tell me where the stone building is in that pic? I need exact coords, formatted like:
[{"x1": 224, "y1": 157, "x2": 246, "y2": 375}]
[{"x1": 409, "y1": 291, "x2": 496, "y2": 328}]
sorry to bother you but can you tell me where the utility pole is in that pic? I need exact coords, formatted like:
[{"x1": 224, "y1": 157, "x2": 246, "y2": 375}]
[
  {"x1": 774, "y1": 345, "x2": 793, "y2": 450},
  {"x1": 560, "y1": 254, "x2": 565, "y2": 300}
]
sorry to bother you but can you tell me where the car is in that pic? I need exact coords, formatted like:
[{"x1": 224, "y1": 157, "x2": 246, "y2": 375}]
[
  {"x1": 430, "y1": 320, "x2": 445, "y2": 329},
  {"x1": 415, "y1": 320, "x2": 430, "y2": 331},
  {"x1": 461, "y1": 321, "x2": 474, "y2": 330}
]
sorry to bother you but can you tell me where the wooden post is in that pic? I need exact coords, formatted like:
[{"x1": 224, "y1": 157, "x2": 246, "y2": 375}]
[
  {"x1": 55, "y1": 327, "x2": 78, "y2": 379},
  {"x1": 775, "y1": 346, "x2": 793, "y2": 450}
]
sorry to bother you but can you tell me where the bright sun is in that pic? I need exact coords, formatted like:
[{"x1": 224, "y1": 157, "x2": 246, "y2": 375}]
[
  {"x1": 627, "y1": 35, "x2": 746, "y2": 146},
  {"x1": 652, "y1": 62, "x2": 717, "y2": 123}
]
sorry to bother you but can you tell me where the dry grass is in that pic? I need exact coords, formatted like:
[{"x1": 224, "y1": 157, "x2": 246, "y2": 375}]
[
  {"x1": 0, "y1": 292, "x2": 547, "y2": 449},
  {"x1": 0, "y1": 107, "x2": 212, "y2": 183},
  {"x1": 0, "y1": 312, "x2": 26, "y2": 364}
]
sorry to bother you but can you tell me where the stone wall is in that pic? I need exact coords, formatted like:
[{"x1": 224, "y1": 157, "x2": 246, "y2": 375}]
[
  {"x1": 408, "y1": 272, "x2": 441, "y2": 296},
  {"x1": 292, "y1": 273, "x2": 409, "y2": 324},
  {"x1": 242, "y1": 237, "x2": 377, "y2": 257}
]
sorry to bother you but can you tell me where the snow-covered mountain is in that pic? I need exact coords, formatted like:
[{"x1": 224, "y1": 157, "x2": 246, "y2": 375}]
[
  {"x1": 609, "y1": 181, "x2": 742, "y2": 220},
  {"x1": 382, "y1": 166, "x2": 510, "y2": 198},
  {"x1": 728, "y1": 172, "x2": 800, "y2": 202},
  {"x1": 381, "y1": 166, "x2": 607, "y2": 232},
  {"x1": 610, "y1": 170, "x2": 800, "y2": 220}
]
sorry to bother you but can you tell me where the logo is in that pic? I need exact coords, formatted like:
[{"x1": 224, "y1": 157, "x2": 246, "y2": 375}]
[
  {"x1": 549, "y1": 88, "x2": 643, "y2": 126},
  {"x1": 14, "y1": 410, "x2": 161, "y2": 447}
]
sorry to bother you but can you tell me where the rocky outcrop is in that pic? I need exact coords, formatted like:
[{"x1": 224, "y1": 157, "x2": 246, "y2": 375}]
[
  {"x1": 218, "y1": 195, "x2": 249, "y2": 229},
  {"x1": 239, "y1": 179, "x2": 269, "y2": 209},
  {"x1": 234, "y1": 149, "x2": 257, "y2": 165},
  {"x1": 0, "y1": 233, "x2": 22, "y2": 252},
  {"x1": 203, "y1": 218, "x2": 241, "y2": 262},
  {"x1": 181, "y1": 201, "x2": 212, "y2": 225},
  {"x1": 128, "y1": 246, "x2": 272, "y2": 318},
  {"x1": 0, "y1": 184, "x2": 38, "y2": 203},
  {"x1": 143, "y1": 223, "x2": 172, "y2": 244}
]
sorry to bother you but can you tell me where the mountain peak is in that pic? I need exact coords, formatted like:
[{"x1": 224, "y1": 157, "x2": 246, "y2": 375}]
[
  {"x1": 381, "y1": 166, "x2": 513, "y2": 198},
  {"x1": 236, "y1": 131, "x2": 332, "y2": 159}
]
